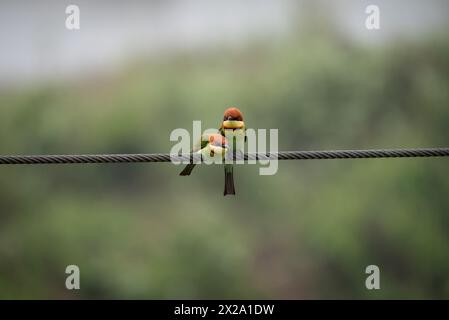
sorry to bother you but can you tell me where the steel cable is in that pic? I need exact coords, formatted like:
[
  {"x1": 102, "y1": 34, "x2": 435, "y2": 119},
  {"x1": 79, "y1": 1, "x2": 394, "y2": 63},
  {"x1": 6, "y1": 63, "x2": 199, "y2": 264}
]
[{"x1": 0, "y1": 148, "x2": 448, "y2": 165}]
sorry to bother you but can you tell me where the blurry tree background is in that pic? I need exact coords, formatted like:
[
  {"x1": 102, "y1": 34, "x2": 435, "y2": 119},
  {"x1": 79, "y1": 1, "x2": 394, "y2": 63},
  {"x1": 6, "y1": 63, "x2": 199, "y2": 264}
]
[{"x1": 0, "y1": 0, "x2": 448, "y2": 298}]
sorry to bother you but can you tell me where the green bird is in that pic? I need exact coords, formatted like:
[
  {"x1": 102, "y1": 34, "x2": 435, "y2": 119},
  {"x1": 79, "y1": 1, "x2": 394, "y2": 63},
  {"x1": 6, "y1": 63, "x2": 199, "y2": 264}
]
[
  {"x1": 219, "y1": 107, "x2": 247, "y2": 196},
  {"x1": 179, "y1": 133, "x2": 229, "y2": 176}
]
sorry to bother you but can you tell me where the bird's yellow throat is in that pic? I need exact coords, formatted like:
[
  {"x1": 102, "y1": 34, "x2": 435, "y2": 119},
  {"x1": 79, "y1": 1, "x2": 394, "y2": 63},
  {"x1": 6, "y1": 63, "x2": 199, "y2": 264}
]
[{"x1": 222, "y1": 120, "x2": 244, "y2": 129}]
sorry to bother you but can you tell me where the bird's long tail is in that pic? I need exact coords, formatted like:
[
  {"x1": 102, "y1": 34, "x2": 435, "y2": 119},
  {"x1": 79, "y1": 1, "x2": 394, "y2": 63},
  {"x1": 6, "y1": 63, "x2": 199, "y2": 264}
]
[
  {"x1": 224, "y1": 165, "x2": 235, "y2": 196},
  {"x1": 179, "y1": 164, "x2": 196, "y2": 176}
]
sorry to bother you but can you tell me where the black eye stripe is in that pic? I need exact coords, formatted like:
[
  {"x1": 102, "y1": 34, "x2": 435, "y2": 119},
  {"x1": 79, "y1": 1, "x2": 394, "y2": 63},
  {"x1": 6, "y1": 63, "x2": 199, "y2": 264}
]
[{"x1": 223, "y1": 116, "x2": 243, "y2": 121}]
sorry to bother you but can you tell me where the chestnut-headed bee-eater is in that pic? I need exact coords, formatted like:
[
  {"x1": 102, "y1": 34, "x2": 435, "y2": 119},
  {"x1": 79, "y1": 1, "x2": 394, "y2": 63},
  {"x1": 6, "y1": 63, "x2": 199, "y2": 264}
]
[
  {"x1": 219, "y1": 107, "x2": 247, "y2": 196},
  {"x1": 179, "y1": 107, "x2": 246, "y2": 196},
  {"x1": 179, "y1": 133, "x2": 229, "y2": 176}
]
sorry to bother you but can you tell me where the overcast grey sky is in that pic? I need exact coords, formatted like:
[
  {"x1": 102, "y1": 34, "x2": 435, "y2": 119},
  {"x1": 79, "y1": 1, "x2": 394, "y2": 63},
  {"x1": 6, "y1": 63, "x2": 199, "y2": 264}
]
[{"x1": 0, "y1": 0, "x2": 448, "y2": 87}]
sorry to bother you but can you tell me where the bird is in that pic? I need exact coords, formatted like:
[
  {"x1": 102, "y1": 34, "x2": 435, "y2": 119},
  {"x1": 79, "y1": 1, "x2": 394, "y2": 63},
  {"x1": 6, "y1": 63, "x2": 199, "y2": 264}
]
[
  {"x1": 179, "y1": 107, "x2": 246, "y2": 196},
  {"x1": 179, "y1": 133, "x2": 229, "y2": 176},
  {"x1": 219, "y1": 107, "x2": 247, "y2": 196}
]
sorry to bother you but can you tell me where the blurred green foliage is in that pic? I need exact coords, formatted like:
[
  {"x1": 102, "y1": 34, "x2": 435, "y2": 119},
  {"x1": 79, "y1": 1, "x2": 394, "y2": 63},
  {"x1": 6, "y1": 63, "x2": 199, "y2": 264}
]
[{"x1": 0, "y1": 34, "x2": 449, "y2": 299}]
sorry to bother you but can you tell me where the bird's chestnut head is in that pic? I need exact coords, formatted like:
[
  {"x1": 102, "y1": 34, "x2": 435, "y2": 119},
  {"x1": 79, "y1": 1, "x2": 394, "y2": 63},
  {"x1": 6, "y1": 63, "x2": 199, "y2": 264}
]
[
  {"x1": 223, "y1": 107, "x2": 244, "y2": 121},
  {"x1": 222, "y1": 107, "x2": 244, "y2": 129},
  {"x1": 209, "y1": 133, "x2": 229, "y2": 149}
]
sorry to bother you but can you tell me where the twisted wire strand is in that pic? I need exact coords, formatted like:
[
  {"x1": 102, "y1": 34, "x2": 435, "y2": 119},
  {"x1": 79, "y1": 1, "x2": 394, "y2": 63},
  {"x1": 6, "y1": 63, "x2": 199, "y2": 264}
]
[{"x1": 0, "y1": 148, "x2": 448, "y2": 165}]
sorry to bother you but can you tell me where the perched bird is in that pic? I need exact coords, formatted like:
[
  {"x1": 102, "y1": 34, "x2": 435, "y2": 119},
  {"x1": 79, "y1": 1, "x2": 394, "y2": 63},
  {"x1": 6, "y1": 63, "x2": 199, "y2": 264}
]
[
  {"x1": 179, "y1": 133, "x2": 229, "y2": 176},
  {"x1": 219, "y1": 107, "x2": 247, "y2": 196}
]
